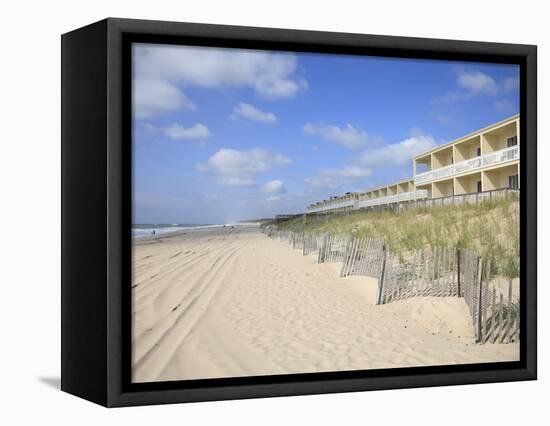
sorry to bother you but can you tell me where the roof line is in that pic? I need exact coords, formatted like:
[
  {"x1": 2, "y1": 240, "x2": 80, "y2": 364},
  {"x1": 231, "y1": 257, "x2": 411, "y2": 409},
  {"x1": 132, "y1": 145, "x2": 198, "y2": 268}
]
[
  {"x1": 357, "y1": 178, "x2": 413, "y2": 194},
  {"x1": 415, "y1": 114, "x2": 519, "y2": 159}
]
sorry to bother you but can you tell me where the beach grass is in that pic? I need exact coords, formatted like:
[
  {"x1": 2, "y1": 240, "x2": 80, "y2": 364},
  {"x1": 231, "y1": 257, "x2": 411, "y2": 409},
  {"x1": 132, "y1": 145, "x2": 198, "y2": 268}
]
[{"x1": 276, "y1": 198, "x2": 519, "y2": 278}]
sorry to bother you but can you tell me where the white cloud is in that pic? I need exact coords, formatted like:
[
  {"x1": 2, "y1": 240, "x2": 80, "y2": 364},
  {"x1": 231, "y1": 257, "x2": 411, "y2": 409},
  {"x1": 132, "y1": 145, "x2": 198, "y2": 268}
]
[
  {"x1": 162, "y1": 123, "x2": 213, "y2": 140},
  {"x1": 206, "y1": 148, "x2": 291, "y2": 175},
  {"x1": 133, "y1": 44, "x2": 307, "y2": 120},
  {"x1": 261, "y1": 180, "x2": 286, "y2": 194},
  {"x1": 435, "y1": 70, "x2": 519, "y2": 105},
  {"x1": 303, "y1": 123, "x2": 373, "y2": 149},
  {"x1": 133, "y1": 79, "x2": 196, "y2": 119},
  {"x1": 305, "y1": 133, "x2": 434, "y2": 191},
  {"x1": 359, "y1": 133, "x2": 437, "y2": 168},
  {"x1": 233, "y1": 102, "x2": 278, "y2": 123},
  {"x1": 457, "y1": 71, "x2": 498, "y2": 95},
  {"x1": 195, "y1": 147, "x2": 291, "y2": 187}
]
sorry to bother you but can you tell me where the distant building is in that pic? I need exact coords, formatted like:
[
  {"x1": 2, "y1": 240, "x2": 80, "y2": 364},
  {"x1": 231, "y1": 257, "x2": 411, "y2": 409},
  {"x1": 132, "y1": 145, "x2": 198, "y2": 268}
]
[
  {"x1": 274, "y1": 214, "x2": 302, "y2": 223},
  {"x1": 306, "y1": 192, "x2": 359, "y2": 214}
]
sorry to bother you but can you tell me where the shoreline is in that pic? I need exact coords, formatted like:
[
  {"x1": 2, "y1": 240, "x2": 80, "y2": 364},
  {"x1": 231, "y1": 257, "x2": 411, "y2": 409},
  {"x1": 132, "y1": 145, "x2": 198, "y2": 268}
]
[{"x1": 132, "y1": 222, "x2": 259, "y2": 243}]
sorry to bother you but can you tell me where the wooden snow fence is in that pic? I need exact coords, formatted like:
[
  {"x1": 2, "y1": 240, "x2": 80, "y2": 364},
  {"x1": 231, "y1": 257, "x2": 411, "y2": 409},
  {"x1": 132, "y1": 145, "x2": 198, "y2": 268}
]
[
  {"x1": 339, "y1": 236, "x2": 385, "y2": 278},
  {"x1": 317, "y1": 234, "x2": 352, "y2": 264},
  {"x1": 291, "y1": 232, "x2": 303, "y2": 249},
  {"x1": 376, "y1": 246, "x2": 459, "y2": 305},
  {"x1": 376, "y1": 246, "x2": 519, "y2": 343},
  {"x1": 302, "y1": 233, "x2": 323, "y2": 256},
  {"x1": 276, "y1": 230, "x2": 293, "y2": 242},
  {"x1": 262, "y1": 227, "x2": 519, "y2": 345},
  {"x1": 459, "y1": 249, "x2": 520, "y2": 344}
]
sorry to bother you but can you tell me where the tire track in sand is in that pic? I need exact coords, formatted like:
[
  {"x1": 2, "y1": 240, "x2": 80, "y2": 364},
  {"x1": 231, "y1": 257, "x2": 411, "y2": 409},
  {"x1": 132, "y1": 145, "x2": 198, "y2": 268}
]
[
  {"x1": 132, "y1": 238, "x2": 237, "y2": 300},
  {"x1": 132, "y1": 242, "x2": 240, "y2": 342},
  {"x1": 132, "y1": 247, "x2": 240, "y2": 382}
]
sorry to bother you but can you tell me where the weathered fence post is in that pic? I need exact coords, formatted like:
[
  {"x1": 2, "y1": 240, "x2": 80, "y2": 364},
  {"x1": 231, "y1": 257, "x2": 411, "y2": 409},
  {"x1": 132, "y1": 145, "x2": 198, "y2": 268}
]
[
  {"x1": 489, "y1": 288, "x2": 496, "y2": 343},
  {"x1": 456, "y1": 248, "x2": 461, "y2": 297},
  {"x1": 317, "y1": 234, "x2": 327, "y2": 263},
  {"x1": 376, "y1": 245, "x2": 388, "y2": 305},
  {"x1": 340, "y1": 238, "x2": 352, "y2": 277},
  {"x1": 475, "y1": 256, "x2": 483, "y2": 342},
  {"x1": 497, "y1": 294, "x2": 504, "y2": 343},
  {"x1": 505, "y1": 278, "x2": 513, "y2": 343}
]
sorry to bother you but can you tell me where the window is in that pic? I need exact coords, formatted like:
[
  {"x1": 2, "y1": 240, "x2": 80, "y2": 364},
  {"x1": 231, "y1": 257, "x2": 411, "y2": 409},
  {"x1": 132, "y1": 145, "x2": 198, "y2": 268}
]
[
  {"x1": 476, "y1": 147, "x2": 481, "y2": 157},
  {"x1": 507, "y1": 136, "x2": 518, "y2": 147},
  {"x1": 477, "y1": 181, "x2": 482, "y2": 193},
  {"x1": 509, "y1": 174, "x2": 519, "y2": 189}
]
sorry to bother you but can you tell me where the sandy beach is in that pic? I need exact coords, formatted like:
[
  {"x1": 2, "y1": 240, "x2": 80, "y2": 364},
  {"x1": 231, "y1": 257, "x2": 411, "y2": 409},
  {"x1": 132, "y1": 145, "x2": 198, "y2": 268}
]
[{"x1": 131, "y1": 224, "x2": 519, "y2": 383}]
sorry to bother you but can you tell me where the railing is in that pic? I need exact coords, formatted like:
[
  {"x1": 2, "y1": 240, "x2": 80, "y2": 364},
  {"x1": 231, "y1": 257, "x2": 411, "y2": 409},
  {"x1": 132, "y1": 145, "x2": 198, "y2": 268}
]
[
  {"x1": 306, "y1": 198, "x2": 357, "y2": 213},
  {"x1": 306, "y1": 190, "x2": 428, "y2": 213},
  {"x1": 483, "y1": 145, "x2": 519, "y2": 167},
  {"x1": 306, "y1": 187, "x2": 518, "y2": 217},
  {"x1": 414, "y1": 188, "x2": 519, "y2": 209},
  {"x1": 414, "y1": 145, "x2": 519, "y2": 184},
  {"x1": 357, "y1": 190, "x2": 428, "y2": 209}
]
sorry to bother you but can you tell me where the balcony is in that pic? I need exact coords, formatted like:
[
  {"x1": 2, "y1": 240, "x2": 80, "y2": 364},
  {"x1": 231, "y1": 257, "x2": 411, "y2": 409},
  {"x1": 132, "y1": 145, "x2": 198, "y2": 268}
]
[
  {"x1": 307, "y1": 190, "x2": 429, "y2": 213},
  {"x1": 357, "y1": 190, "x2": 428, "y2": 209},
  {"x1": 306, "y1": 199, "x2": 356, "y2": 213},
  {"x1": 414, "y1": 145, "x2": 519, "y2": 185}
]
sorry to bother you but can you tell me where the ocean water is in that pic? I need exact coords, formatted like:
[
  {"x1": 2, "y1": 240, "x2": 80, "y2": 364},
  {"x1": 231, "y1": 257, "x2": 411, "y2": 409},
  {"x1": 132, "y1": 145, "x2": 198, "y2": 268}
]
[{"x1": 132, "y1": 223, "x2": 231, "y2": 238}]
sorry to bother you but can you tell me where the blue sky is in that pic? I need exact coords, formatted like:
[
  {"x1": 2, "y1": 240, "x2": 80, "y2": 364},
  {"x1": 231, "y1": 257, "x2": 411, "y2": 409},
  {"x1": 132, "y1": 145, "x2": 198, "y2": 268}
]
[{"x1": 132, "y1": 43, "x2": 519, "y2": 224}]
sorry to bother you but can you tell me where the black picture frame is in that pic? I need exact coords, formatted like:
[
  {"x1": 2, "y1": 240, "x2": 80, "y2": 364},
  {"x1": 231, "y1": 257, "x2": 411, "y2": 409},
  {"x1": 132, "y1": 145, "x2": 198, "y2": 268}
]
[{"x1": 61, "y1": 17, "x2": 537, "y2": 407}]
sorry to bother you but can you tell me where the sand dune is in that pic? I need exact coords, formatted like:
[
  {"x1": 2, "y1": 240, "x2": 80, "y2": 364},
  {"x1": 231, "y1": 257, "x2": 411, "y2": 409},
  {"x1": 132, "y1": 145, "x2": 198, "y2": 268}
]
[{"x1": 131, "y1": 224, "x2": 519, "y2": 383}]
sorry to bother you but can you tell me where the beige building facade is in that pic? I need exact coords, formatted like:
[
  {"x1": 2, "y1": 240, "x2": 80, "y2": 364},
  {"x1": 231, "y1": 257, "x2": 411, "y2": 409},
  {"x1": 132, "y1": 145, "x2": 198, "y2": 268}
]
[
  {"x1": 414, "y1": 115, "x2": 519, "y2": 198},
  {"x1": 306, "y1": 115, "x2": 520, "y2": 215}
]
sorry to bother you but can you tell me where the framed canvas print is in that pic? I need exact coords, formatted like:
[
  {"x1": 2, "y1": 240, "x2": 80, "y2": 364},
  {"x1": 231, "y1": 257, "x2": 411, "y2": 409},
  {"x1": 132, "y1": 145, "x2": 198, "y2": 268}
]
[{"x1": 61, "y1": 18, "x2": 537, "y2": 407}]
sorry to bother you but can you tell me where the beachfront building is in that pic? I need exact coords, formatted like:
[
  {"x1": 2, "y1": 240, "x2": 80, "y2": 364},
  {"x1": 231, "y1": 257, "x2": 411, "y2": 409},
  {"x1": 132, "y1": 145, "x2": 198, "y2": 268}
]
[
  {"x1": 356, "y1": 179, "x2": 427, "y2": 209},
  {"x1": 304, "y1": 115, "x2": 520, "y2": 215},
  {"x1": 306, "y1": 192, "x2": 359, "y2": 214},
  {"x1": 306, "y1": 179, "x2": 429, "y2": 214},
  {"x1": 413, "y1": 115, "x2": 520, "y2": 199}
]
